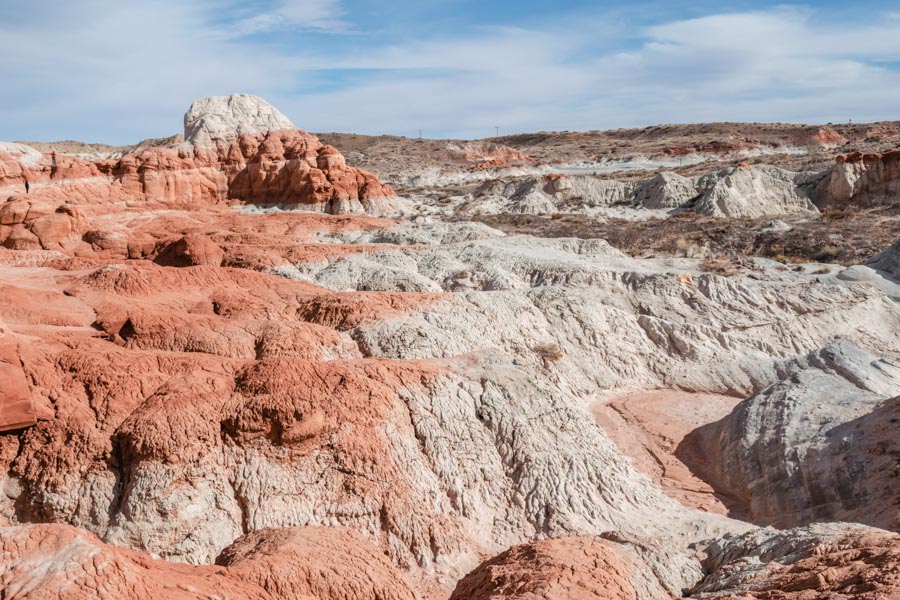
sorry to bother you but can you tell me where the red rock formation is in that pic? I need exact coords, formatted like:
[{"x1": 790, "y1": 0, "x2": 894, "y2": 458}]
[
  {"x1": 821, "y1": 149, "x2": 900, "y2": 205},
  {"x1": 804, "y1": 127, "x2": 848, "y2": 146},
  {"x1": 0, "y1": 524, "x2": 274, "y2": 599},
  {"x1": 450, "y1": 536, "x2": 638, "y2": 599},
  {"x1": 451, "y1": 142, "x2": 533, "y2": 171},
  {"x1": 0, "y1": 130, "x2": 396, "y2": 216},
  {"x1": 0, "y1": 523, "x2": 421, "y2": 599},
  {"x1": 0, "y1": 320, "x2": 35, "y2": 432},
  {"x1": 693, "y1": 525, "x2": 900, "y2": 599},
  {"x1": 218, "y1": 526, "x2": 419, "y2": 599}
]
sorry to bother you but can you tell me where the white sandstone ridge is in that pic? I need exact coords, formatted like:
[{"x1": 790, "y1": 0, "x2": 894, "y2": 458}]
[
  {"x1": 699, "y1": 342, "x2": 900, "y2": 532},
  {"x1": 450, "y1": 163, "x2": 822, "y2": 219},
  {"x1": 184, "y1": 93, "x2": 296, "y2": 145},
  {"x1": 0, "y1": 142, "x2": 43, "y2": 167}
]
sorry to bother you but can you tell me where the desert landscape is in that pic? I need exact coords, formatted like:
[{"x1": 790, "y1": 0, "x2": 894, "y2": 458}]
[{"x1": 0, "y1": 91, "x2": 897, "y2": 598}]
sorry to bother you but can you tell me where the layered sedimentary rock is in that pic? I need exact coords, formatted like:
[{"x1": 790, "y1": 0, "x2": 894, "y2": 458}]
[
  {"x1": 700, "y1": 342, "x2": 900, "y2": 531},
  {"x1": 456, "y1": 164, "x2": 822, "y2": 218},
  {"x1": 691, "y1": 523, "x2": 900, "y2": 599},
  {"x1": 820, "y1": 150, "x2": 900, "y2": 206},
  {"x1": 0, "y1": 96, "x2": 397, "y2": 219},
  {"x1": 460, "y1": 172, "x2": 699, "y2": 216},
  {"x1": 3, "y1": 107, "x2": 900, "y2": 599},
  {"x1": 1, "y1": 208, "x2": 900, "y2": 597}
]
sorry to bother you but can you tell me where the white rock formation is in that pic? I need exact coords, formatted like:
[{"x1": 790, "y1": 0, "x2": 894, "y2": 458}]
[
  {"x1": 183, "y1": 94, "x2": 296, "y2": 145},
  {"x1": 0, "y1": 142, "x2": 42, "y2": 167},
  {"x1": 633, "y1": 172, "x2": 699, "y2": 209},
  {"x1": 865, "y1": 236, "x2": 900, "y2": 281},
  {"x1": 706, "y1": 342, "x2": 900, "y2": 531},
  {"x1": 693, "y1": 165, "x2": 820, "y2": 218},
  {"x1": 459, "y1": 172, "x2": 697, "y2": 217},
  {"x1": 454, "y1": 165, "x2": 824, "y2": 219}
]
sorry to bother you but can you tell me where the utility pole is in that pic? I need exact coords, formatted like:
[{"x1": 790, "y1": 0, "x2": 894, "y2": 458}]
[{"x1": 495, "y1": 126, "x2": 500, "y2": 137}]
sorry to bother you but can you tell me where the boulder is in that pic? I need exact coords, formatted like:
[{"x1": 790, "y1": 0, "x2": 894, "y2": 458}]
[{"x1": 154, "y1": 234, "x2": 225, "y2": 267}]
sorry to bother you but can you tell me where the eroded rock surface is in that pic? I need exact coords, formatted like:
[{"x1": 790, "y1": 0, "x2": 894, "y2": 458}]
[
  {"x1": 692, "y1": 523, "x2": 900, "y2": 599},
  {"x1": 698, "y1": 342, "x2": 900, "y2": 531},
  {"x1": 450, "y1": 536, "x2": 641, "y2": 599},
  {"x1": 184, "y1": 94, "x2": 297, "y2": 145},
  {"x1": 2, "y1": 113, "x2": 900, "y2": 599}
]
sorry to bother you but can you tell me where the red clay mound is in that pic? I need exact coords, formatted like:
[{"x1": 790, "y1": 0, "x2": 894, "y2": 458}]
[
  {"x1": 451, "y1": 536, "x2": 637, "y2": 599},
  {"x1": 218, "y1": 526, "x2": 419, "y2": 600}
]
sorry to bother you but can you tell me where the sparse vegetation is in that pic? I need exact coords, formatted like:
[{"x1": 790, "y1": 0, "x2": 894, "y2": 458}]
[
  {"x1": 813, "y1": 244, "x2": 842, "y2": 262},
  {"x1": 700, "y1": 254, "x2": 741, "y2": 276},
  {"x1": 469, "y1": 201, "x2": 900, "y2": 267}
]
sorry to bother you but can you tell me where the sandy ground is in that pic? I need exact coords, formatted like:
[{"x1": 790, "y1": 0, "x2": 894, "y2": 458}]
[{"x1": 590, "y1": 390, "x2": 744, "y2": 516}]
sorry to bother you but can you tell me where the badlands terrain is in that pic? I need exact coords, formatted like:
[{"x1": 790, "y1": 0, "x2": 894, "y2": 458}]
[{"x1": 0, "y1": 93, "x2": 899, "y2": 599}]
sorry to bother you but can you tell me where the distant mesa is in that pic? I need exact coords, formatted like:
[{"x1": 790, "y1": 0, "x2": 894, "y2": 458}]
[{"x1": 183, "y1": 93, "x2": 296, "y2": 145}]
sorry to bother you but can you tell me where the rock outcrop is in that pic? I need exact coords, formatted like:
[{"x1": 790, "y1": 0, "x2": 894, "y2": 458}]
[
  {"x1": 693, "y1": 164, "x2": 820, "y2": 218},
  {"x1": 455, "y1": 165, "x2": 823, "y2": 219},
  {"x1": 819, "y1": 150, "x2": 900, "y2": 206},
  {"x1": 0, "y1": 524, "x2": 273, "y2": 599},
  {"x1": 184, "y1": 94, "x2": 296, "y2": 145},
  {"x1": 0, "y1": 523, "x2": 418, "y2": 599},
  {"x1": 0, "y1": 97, "x2": 397, "y2": 218},
  {"x1": 450, "y1": 536, "x2": 640, "y2": 599},
  {"x1": 698, "y1": 342, "x2": 900, "y2": 531},
  {"x1": 217, "y1": 527, "x2": 419, "y2": 600},
  {"x1": 633, "y1": 171, "x2": 699, "y2": 209},
  {"x1": 692, "y1": 523, "x2": 900, "y2": 599},
  {"x1": 3, "y1": 110, "x2": 900, "y2": 599},
  {"x1": 460, "y1": 172, "x2": 698, "y2": 216},
  {"x1": 865, "y1": 235, "x2": 900, "y2": 280}
]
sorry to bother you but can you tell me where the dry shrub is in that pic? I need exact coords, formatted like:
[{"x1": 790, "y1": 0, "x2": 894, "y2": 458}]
[
  {"x1": 824, "y1": 208, "x2": 850, "y2": 220},
  {"x1": 700, "y1": 254, "x2": 740, "y2": 276},
  {"x1": 674, "y1": 237, "x2": 702, "y2": 258},
  {"x1": 533, "y1": 342, "x2": 564, "y2": 362},
  {"x1": 814, "y1": 245, "x2": 841, "y2": 262}
]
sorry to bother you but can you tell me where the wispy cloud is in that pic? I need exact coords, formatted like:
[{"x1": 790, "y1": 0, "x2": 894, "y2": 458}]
[{"x1": 230, "y1": 0, "x2": 349, "y2": 35}]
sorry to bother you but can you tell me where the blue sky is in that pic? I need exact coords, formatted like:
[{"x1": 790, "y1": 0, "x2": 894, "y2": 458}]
[{"x1": 2, "y1": 1, "x2": 900, "y2": 143}]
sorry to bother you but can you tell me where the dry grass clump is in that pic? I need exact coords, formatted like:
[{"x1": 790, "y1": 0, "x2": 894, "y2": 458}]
[
  {"x1": 533, "y1": 342, "x2": 564, "y2": 363},
  {"x1": 700, "y1": 254, "x2": 742, "y2": 276},
  {"x1": 813, "y1": 244, "x2": 842, "y2": 263},
  {"x1": 673, "y1": 237, "x2": 703, "y2": 258}
]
